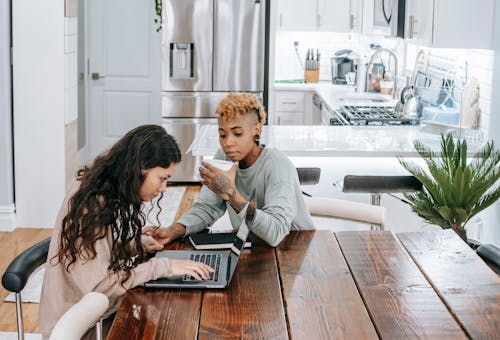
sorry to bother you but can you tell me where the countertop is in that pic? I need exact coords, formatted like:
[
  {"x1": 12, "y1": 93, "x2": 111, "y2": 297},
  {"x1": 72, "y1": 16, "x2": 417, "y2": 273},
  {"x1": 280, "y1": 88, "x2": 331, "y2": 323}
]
[
  {"x1": 188, "y1": 124, "x2": 486, "y2": 157},
  {"x1": 188, "y1": 82, "x2": 485, "y2": 157},
  {"x1": 274, "y1": 81, "x2": 397, "y2": 112}
]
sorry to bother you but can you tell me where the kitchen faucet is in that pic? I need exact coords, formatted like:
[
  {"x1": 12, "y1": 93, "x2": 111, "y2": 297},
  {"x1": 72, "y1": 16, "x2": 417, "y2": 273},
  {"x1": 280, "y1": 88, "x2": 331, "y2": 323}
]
[{"x1": 365, "y1": 47, "x2": 398, "y2": 99}]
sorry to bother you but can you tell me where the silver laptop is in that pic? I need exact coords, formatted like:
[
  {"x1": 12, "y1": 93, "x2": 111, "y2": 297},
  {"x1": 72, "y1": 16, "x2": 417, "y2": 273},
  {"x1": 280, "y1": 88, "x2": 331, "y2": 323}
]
[{"x1": 144, "y1": 190, "x2": 256, "y2": 289}]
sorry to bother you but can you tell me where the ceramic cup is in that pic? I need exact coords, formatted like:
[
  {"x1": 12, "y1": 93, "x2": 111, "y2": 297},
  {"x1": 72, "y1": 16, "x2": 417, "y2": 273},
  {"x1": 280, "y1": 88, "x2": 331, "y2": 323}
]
[{"x1": 203, "y1": 159, "x2": 234, "y2": 171}]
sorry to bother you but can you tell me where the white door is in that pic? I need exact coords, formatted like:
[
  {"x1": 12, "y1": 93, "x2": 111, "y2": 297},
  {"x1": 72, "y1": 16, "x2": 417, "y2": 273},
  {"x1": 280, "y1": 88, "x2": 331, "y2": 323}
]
[{"x1": 87, "y1": 0, "x2": 161, "y2": 160}]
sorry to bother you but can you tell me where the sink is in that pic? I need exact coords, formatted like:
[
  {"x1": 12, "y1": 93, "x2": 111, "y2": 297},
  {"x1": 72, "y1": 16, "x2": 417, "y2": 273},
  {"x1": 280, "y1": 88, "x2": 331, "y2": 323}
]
[{"x1": 337, "y1": 92, "x2": 391, "y2": 103}]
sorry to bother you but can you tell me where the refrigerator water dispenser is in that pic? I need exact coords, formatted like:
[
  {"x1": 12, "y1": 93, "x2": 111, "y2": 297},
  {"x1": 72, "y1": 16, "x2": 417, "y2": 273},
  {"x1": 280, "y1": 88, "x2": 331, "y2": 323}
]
[{"x1": 169, "y1": 42, "x2": 194, "y2": 79}]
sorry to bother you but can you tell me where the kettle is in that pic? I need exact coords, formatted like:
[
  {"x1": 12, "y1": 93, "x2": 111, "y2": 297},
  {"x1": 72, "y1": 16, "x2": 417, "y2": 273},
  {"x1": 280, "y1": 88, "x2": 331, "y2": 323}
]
[{"x1": 395, "y1": 85, "x2": 422, "y2": 119}]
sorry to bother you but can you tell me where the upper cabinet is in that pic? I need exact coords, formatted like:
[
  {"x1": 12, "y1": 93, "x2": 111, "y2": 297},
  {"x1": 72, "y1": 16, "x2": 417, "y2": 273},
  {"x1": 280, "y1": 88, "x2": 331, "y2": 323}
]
[
  {"x1": 276, "y1": 0, "x2": 494, "y2": 49},
  {"x1": 362, "y1": 0, "x2": 395, "y2": 36},
  {"x1": 405, "y1": 0, "x2": 493, "y2": 49},
  {"x1": 277, "y1": 0, "x2": 362, "y2": 33},
  {"x1": 277, "y1": 0, "x2": 317, "y2": 31}
]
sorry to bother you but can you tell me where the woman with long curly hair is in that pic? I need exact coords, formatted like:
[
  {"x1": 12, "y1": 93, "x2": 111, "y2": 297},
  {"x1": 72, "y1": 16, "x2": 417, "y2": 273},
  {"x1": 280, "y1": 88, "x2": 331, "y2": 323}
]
[{"x1": 39, "y1": 125, "x2": 212, "y2": 339}]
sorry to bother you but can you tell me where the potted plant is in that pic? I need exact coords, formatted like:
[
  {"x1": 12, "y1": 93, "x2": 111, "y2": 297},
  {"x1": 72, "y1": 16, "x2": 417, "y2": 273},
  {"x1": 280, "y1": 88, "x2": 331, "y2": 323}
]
[{"x1": 398, "y1": 132, "x2": 500, "y2": 243}]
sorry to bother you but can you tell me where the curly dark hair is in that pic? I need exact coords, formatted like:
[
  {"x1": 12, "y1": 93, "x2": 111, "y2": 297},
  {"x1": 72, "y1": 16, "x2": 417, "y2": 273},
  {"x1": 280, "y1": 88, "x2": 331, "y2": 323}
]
[{"x1": 56, "y1": 125, "x2": 181, "y2": 282}]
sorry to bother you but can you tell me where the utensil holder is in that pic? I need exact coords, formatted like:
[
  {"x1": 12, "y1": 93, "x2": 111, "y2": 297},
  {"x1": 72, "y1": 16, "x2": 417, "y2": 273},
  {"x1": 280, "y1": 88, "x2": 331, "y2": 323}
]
[{"x1": 304, "y1": 68, "x2": 319, "y2": 83}]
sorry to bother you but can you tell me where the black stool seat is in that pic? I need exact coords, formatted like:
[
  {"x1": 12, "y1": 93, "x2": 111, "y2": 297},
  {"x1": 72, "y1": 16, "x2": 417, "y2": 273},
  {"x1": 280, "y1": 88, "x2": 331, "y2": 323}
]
[
  {"x1": 477, "y1": 244, "x2": 500, "y2": 275},
  {"x1": 296, "y1": 167, "x2": 321, "y2": 185},
  {"x1": 2, "y1": 237, "x2": 50, "y2": 293},
  {"x1": 343, "y1": 175, "x2": 422, "y2": 193}
]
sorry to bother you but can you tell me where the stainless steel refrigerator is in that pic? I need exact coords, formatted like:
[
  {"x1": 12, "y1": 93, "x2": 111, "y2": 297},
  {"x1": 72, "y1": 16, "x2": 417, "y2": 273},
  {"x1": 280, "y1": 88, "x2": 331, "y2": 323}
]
[{"x1": 161, "y1": 0, "x2": 266, "y2": 182}]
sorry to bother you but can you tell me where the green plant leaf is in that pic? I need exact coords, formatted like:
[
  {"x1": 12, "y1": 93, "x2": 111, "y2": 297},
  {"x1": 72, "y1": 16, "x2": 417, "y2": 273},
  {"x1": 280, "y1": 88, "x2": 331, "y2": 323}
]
[{"x1": 399, "y1": 132, "x2": 500, "y2": 231}]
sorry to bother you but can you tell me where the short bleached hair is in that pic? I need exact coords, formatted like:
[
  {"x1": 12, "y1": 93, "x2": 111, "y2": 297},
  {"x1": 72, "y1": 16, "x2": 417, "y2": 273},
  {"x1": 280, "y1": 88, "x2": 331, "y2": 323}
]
[{"x1": 215, "y1": 92, "x2": 266, "y2": 124}]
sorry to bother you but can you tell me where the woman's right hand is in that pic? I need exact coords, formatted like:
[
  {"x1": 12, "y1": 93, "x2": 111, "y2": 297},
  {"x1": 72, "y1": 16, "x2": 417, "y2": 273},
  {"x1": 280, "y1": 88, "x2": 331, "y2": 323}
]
[{"x1": 170, "y1": 259, "x2": 214, "y2": 280}]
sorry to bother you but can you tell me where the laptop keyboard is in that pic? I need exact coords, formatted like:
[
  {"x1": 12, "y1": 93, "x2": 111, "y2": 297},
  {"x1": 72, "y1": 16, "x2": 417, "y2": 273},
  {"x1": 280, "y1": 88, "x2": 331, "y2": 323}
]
[{"x1": 184, "y1": 253, "x2": 222, "y2": 282}]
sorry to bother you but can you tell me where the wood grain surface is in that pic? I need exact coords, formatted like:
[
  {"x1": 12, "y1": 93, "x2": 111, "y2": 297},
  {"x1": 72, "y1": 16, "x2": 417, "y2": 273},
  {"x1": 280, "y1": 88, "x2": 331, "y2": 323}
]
[
  {"x1": 398, "y1": 230, "x2": 500, "y2": 339},
  {"x1": 277, "y1": 231, "x2": 378, "y2": 340},
  {"x1": 335, "y1": 231, "x2": 467, "y2": 339},
  {"x1": 198, "y1": 244, "x2": 288, "y2": 340},
  {"x1": 107, "y1": 236, "x2": 203, "y2": 340}
]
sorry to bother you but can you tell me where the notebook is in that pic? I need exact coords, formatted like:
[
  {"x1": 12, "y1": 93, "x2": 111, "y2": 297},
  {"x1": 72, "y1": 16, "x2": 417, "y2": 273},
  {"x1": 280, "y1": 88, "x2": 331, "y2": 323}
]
[
  {"x1": 143, "y1": 190, "x2": 256, "y2": 289},
  {"x1": 189, "y1": 230, "x2": 251, "y2": 250}
]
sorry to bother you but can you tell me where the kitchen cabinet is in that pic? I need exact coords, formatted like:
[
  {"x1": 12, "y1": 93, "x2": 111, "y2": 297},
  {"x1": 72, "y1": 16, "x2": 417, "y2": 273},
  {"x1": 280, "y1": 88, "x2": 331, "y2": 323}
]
[
  {"x1": 277, "y1": 0, "x2": 361, "y2": 33},
  {"x1": 362, "y1": 0, "x2": 393, "y2": 36},
  {"x1": 273, "y1": 90, "x2": 313, "y2": 125},
  {"x1": 405, "y1": 0, "x2": 493, "y2": 49}
]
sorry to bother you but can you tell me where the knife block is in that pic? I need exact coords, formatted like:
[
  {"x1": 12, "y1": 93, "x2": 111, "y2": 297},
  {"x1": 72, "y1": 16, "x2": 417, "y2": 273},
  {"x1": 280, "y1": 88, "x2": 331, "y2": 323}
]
[{"x1": 304, "y1": 68, "x2": 319, "y2": 83}]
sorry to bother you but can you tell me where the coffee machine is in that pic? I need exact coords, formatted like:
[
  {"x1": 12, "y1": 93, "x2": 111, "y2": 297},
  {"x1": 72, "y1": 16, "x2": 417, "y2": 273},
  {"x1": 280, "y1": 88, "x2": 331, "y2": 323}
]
[{"x1": 331, "y1": 49, "x2": 354, "y2": 84}]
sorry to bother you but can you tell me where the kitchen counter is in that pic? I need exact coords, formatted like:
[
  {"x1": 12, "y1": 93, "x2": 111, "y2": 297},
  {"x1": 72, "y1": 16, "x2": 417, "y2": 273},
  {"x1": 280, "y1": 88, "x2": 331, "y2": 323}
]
[
  {"x1": 274, "y1": 81, "x2": 397, "y2": 112},
  {"x1": 188, "y1": 124, "x2": 486, "y2": 157}
]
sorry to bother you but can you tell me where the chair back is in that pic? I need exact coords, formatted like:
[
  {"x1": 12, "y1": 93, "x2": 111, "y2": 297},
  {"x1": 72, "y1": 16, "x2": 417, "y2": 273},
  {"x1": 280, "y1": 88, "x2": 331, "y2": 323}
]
[
  {"x1": 2, "y1": 237, "x2": 50, "y2": 293},
  {"x1": 50, "y1": 292, "x2": 109, "y2": 340},
  {"x1": 477, "y1": 244, "x2": 500, "y2": 275}
]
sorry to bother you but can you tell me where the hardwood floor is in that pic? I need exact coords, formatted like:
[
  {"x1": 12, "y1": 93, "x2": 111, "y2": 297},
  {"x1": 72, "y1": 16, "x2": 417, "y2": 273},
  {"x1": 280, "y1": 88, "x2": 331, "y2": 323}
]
[{"x1": 0, "y1": 184, "x2": 201, "y2": 334}]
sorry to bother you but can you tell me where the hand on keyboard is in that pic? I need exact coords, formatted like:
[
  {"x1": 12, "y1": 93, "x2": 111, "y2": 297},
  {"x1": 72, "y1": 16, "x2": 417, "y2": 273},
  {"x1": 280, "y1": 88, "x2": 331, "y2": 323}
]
[
  {"x1": 170, "y1": 259, "x2": 214, "y2": 280},
  {"x1": 184, "y1": 254, "x2": 222, "y2": 282}
]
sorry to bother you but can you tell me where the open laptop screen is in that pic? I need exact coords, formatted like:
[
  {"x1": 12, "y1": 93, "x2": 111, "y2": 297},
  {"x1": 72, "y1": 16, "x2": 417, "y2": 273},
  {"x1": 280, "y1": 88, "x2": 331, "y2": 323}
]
[{"x1": 227, "y1": 189, "x2": 256, "y2": 282}]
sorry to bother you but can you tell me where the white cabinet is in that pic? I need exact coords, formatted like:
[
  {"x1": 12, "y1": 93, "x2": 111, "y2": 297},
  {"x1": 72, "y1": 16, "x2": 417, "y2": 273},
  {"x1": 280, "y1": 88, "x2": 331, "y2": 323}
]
[
  {"x1": 273, "y1": 90, "x2": 314, "y2": 125},
  {"x1": 405, "y1": 0, "x2": 493, "y2": 49},
  {"x1": 404, "y1": 0, "x2": 433, "y2": 46},
  {"x1": 362, "y1": 0, "x2": 394, "y2": 36},
  {"x1": 277, "y1": 0, "x2": 316, "y2": 31},
  {"x1": 277, "y1": 0, "x2": 361, "y2": 33}
]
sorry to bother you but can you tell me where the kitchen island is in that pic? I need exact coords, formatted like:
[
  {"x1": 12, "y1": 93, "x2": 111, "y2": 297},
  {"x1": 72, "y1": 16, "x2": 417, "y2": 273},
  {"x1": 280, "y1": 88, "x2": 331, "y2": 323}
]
[
  {"x1": 187, "y1": 123, "x2": 486, "y2": 237},
  {"x1": 189, "y1": 124, "x2": 486, "y2": 158}
]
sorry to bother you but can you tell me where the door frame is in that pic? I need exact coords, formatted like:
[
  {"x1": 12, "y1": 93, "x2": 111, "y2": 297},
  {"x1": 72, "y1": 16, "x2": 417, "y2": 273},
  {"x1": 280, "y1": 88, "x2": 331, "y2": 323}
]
[{"x1": 77, "y1": 0, "x2": 91, "y2": 165}]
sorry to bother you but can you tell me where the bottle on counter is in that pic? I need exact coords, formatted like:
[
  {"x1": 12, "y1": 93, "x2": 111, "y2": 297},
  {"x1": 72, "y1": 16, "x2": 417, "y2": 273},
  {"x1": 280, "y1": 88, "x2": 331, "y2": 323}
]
[{"x1": 355, "y1": 57, "x2": 366, "y2": 92}]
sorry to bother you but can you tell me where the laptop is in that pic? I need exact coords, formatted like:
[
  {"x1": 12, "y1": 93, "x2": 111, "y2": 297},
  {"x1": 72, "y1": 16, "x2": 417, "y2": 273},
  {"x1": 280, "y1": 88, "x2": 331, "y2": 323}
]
[{"x1": 144, "y1": 190, "x2": 256, "y2": 289}]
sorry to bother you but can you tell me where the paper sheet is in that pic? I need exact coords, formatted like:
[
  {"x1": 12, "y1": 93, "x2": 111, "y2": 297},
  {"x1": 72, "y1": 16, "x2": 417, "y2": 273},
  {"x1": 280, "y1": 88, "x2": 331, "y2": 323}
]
[
  {"x1": 143, "y1": 187, "x2": 186, "y2": 227},
  {"x1": 0, "y1": 332, "x2": 42, "y2": 340}
]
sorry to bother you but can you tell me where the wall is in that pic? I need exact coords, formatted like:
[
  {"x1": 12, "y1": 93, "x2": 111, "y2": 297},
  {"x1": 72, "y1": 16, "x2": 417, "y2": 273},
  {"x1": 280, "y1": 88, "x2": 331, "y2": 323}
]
[
  {"x1": 0, "y1": 0, "x2": 15, "y2": 229},
  {"x1": 479, "y1": 0, "x2": 500, "y2": 247},
  {"x1": 12, "y1": 0, "x2": 66, "y2": 227},
  {"x1": 274, "y1": 31, "x2": 405, "y2": 83}
]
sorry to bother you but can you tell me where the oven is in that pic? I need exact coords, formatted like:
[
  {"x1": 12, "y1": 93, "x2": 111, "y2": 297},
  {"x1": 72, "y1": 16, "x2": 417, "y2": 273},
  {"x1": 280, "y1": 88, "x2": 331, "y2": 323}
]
[{"x1": 330, "y1": 105, "x2": 420, "y2": 126}]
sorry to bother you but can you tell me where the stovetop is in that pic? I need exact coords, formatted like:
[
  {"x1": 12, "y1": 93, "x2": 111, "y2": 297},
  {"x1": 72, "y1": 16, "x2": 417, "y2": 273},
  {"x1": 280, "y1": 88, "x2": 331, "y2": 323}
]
[{"x1": 333, "y1": 105, "x2": 420, "y2": 126}]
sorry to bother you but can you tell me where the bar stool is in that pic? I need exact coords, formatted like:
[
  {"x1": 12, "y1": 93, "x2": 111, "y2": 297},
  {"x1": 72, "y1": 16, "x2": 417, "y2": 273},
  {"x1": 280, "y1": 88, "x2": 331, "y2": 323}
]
[{"x1": 342, "y1": 175, "x2": 422, "y2": 230}]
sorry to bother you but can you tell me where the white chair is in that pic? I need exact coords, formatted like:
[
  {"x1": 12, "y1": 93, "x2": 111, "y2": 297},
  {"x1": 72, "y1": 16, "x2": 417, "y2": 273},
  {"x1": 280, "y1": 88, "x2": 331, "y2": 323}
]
[
  {"x1": 50, "y1": 292, "x2": 109, "y2": 340},
  {"x1": 297, "y1": 167, "x2": 387, "y2": 229},
  {"x1": 305, "y1": 196, "x2": 386, "y2": 227}
]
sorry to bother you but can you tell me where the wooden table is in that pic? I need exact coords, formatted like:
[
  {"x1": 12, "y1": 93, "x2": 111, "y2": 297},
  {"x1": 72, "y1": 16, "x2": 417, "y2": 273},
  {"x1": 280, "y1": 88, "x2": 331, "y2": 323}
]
[{"x1": 107, "y1": 230, "x2": 500, "y2": 339}]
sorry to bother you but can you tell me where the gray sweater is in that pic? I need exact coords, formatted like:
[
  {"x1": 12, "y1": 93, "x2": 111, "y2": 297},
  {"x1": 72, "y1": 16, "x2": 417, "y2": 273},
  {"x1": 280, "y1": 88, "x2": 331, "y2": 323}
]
[{"x1": 178, "y1": 147, "x2": 315, "y2": 246}]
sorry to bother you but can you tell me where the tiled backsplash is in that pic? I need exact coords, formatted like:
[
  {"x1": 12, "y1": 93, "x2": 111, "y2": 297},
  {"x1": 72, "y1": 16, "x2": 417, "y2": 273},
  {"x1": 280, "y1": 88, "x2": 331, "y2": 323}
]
[
  {"x1": 274, "y1": 31, "x2": 404, "y2": 82},
  {"x1": 274, "y1": 31, "x2": 493, "y2": 135}
]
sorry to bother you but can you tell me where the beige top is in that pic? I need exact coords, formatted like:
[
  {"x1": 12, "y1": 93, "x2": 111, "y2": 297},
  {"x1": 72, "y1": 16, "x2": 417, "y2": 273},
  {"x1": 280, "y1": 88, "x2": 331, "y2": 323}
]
[{"x1": 39, "y1": 186, "x2": 173, "y2": 338}]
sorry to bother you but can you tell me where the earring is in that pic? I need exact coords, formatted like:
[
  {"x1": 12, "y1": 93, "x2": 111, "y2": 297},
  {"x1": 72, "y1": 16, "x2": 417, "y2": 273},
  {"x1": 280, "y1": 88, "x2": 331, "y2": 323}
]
[{"x1": 254, "y1": 134, "x2": 260, "y2": 143}]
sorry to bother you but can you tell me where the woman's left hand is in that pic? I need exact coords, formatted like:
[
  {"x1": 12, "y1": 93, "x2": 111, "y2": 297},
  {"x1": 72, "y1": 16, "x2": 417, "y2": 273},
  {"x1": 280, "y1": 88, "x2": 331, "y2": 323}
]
[
  {"x1": 143, "y1": 234, "x2": 164, "y2": 252},
  {"x1": 199, "y1": 161, "x2": 238, "y2": 200}
]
